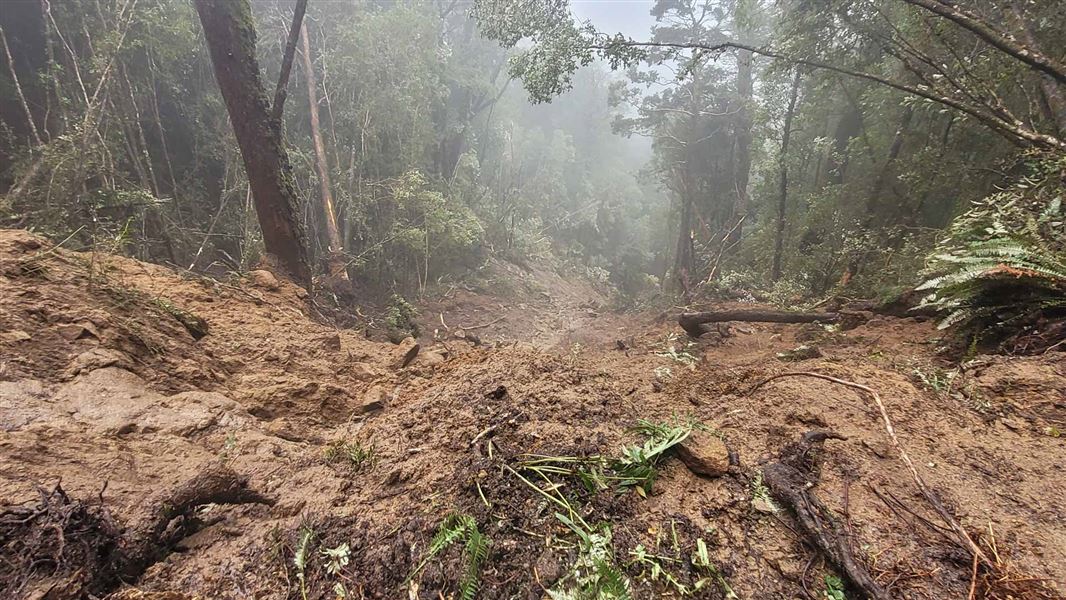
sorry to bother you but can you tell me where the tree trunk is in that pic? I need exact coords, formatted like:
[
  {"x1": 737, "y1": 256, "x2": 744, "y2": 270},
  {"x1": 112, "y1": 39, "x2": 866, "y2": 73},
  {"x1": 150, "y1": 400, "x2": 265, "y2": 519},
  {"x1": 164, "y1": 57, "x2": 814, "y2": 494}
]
[
  {"x1": 299, "y1": 22, "x2": 348, "y2": 281},
  {"x1": 193, "y1": 0, "x2": 311, "y2": 287},
  {"x1": 679, "y1": 309, "x2": 839, "y2": 337},
  {"x1": 841, "y1": 105, "x2": 914, "y2": 285},
  {"x1": 0, "y1": 25, "x2": 42, "y2": 146},
  {"x1": 1008, "y1": 1, "x2": 1066, "y2": 136},
  {"x1": 771, "y1": 70, "x2": 802, "y2": 282},
  {"x1": 674, "y1": 167, "x2": 697, "y2": 304},
  {"x1": 728, "y1": 47, "x2": 753, "y2": 247}
]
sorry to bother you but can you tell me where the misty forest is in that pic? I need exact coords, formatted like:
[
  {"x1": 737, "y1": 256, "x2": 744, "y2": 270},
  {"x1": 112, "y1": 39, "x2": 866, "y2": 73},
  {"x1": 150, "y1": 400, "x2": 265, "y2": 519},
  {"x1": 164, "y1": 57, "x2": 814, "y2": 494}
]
[{"x1": 0, "y1": 0, "x2": 1063, "y2": 598}]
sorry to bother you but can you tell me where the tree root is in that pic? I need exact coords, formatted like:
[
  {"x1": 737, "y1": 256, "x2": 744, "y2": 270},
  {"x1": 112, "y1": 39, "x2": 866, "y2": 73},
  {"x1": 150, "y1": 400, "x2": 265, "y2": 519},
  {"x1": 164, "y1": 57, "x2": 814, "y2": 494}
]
[
  {"x1": 0, "y1": 463, "x2": 272, "y2": 598},
  {"x1": 750, "y1": 371, "x2": 990, "y2": 568},
  {"x1": 762, "y1": 430, "x2": 891, "y2": 600}
]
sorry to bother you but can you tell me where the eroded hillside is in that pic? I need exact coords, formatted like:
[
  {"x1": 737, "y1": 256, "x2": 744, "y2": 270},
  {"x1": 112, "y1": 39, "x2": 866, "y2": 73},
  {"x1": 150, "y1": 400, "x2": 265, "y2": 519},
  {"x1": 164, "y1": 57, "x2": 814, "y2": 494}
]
[{"x1": 1, "y1": 230, "x2": 1063, "y2": 599}]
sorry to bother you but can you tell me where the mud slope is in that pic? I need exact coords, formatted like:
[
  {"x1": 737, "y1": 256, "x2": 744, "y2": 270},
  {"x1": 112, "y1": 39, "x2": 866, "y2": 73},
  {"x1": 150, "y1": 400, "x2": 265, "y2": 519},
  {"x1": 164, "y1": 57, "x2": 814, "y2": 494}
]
[{"x1": 1, "y1": 229, "x2": 1063, "y2": 599}]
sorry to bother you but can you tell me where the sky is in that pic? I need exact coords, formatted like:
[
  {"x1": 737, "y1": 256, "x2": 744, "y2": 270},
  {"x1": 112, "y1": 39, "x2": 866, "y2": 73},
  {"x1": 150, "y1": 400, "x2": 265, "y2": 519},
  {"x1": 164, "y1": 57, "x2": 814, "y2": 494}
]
[{"x1": 570, "y1": 0, "x2": 657, "y2": 39}]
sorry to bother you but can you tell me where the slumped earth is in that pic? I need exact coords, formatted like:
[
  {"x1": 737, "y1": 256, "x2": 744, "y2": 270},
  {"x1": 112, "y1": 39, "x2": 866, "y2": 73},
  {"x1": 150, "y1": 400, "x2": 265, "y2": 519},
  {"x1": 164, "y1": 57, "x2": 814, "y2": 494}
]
[{"x1": 1, "y1": 229, "x2": 1063, "y2": 599}]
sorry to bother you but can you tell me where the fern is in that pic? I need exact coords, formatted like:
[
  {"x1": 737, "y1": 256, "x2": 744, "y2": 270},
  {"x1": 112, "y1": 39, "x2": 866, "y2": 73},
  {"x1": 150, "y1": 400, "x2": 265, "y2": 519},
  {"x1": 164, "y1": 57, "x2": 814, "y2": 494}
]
[
  {"x1": 460, "y1": 527, "x2": 488, "y2": 600},
  {"x1": 408, "y1": 513, "x2": 489, "y2": 599},
  {"x1": 917, "y1": 153, "x2": 1066, "y2": 336}
]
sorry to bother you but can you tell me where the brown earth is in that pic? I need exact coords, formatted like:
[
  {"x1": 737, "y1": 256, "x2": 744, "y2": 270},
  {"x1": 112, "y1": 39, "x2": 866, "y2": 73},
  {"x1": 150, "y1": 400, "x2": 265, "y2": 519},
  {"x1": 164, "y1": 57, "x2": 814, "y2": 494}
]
[{"x1": 1, "y1": 229, "x2": 1064, "y2": 599}]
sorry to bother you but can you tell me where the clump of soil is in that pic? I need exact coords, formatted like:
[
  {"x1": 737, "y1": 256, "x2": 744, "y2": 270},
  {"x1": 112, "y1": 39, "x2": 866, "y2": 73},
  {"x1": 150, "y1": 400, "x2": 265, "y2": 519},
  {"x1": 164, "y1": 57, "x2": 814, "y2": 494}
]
[{"x1": 1, "y1": 229, "x2": 1063, "y2": 599}]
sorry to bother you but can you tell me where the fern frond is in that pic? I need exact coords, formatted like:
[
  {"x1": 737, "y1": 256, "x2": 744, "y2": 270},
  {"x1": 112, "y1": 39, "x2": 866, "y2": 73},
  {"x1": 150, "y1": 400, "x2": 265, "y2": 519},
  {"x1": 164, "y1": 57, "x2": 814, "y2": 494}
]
[{"x1": 459, "y1": 528, "x2": 488, "y2": 600}]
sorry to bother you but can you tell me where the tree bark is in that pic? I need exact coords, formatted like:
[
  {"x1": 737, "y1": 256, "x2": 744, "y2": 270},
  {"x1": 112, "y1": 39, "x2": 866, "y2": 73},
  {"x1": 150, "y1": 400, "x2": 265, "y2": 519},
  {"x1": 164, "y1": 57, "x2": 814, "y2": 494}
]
[
  {"x1": 841, "y1": 105, "x2": 914, "y2": 285},
  {"x1": 771, "y1": 70, "x2": 802, "y2": 282},
  {"x1": 0, "y1": 25, "x2": 42, "y2": 146},
  {"x1": 194, "y1": 0, "x2": 311, "y2": 287},
  {"x1": 299, "y1": 22, "x2": 347, "y2": 280}
]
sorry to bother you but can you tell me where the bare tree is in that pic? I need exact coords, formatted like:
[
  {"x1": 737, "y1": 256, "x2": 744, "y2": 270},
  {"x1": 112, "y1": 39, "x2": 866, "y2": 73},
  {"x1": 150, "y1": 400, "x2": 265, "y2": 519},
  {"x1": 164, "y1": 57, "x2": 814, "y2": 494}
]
[{"x1": 299, "y1": 21, "x2": 348, "y2": 281}]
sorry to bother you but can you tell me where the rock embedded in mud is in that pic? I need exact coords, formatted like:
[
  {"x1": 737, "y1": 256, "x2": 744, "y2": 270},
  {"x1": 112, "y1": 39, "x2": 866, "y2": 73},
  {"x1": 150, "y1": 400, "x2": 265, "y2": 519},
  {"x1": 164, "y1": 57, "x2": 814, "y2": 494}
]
[
  {"x1": 350, "y1": 361, "x2": 383, "y2": 381},
  {"x1": 677, "y1": 430, "x2": 731, "y2": 477},
  {"x1": 2, "y1": 329, "x2": 32, "y2": 342},
  {"x1": 247, "y1": 269, "x2": 280, "y2": 291},
  {"x1": 417, "y1": 348, "x2": 447, "y2": 366},
  {"x1": 359, "y1": 384, "x2": 390, "y2": 413},
  {"x1": 57, "y1": 321, "x2": 99, "y2": 341}
]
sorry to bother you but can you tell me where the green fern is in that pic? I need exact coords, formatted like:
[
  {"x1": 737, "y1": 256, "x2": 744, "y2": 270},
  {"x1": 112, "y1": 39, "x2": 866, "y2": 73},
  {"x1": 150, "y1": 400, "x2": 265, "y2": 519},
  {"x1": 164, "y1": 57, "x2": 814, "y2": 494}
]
[
  {"x1": 408, "y1": 513, "x2": 489, "y2": 599},
  {"x1": 917, "y1": 154, "x2": 1066, "y2": 335}
]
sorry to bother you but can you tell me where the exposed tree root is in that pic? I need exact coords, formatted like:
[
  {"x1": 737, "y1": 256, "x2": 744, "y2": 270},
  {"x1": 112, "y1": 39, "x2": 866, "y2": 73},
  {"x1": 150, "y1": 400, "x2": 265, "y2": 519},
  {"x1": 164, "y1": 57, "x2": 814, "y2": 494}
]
[
  {"x1": 762, "y1": 430, "x2": 891, "y2": 600},
  {"x1": 750, "y1": 371, "x2": 990, "y2": 568},
  {"x1": 0, "y1": 463, "x2": 272, "y2": 598}
]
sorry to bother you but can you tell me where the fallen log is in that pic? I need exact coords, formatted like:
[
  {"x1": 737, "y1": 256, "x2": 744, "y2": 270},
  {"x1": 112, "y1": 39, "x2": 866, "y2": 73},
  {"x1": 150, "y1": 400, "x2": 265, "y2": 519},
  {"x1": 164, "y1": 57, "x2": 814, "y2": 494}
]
[
  {"x1": 679, "y1": 309, "x2": 839, "y2": 337},
  {"x1": 762, "y1": 430, "x2": 891, "y2": 600}
]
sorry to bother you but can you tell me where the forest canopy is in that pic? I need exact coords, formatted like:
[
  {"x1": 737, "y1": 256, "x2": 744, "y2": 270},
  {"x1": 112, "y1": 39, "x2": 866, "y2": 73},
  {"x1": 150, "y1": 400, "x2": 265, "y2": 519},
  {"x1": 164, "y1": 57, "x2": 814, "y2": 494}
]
[{"x1": 1, "y1": 0, "x2": 1063, "y2": 343}]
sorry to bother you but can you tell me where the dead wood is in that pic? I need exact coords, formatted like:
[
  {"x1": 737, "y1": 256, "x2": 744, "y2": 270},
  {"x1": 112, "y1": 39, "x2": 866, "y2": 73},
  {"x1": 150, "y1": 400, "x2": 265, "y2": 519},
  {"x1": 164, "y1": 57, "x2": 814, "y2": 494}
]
[
  {"x1": 118, "y1": 463, "x2": 274, "y2": 579},
  {"x1": 749, "y1": 371, "x2": 990, "y2": 568},
  {"x1": 679, "y1": 309, "x2": 839, "y2": 337},
  {"x1": 0, "y1": 464, "x2": 272, "y2": 597},
  {"x1": 762, "y1": 430, "x2": 891, "y2": 600}
]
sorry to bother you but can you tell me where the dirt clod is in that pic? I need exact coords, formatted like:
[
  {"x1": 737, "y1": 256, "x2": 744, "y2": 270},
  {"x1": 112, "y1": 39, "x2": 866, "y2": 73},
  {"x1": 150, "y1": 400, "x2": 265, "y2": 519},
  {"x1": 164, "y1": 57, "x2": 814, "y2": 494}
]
[{"x1": 676, "y1": 429, "x2": 731, "y2": 477}]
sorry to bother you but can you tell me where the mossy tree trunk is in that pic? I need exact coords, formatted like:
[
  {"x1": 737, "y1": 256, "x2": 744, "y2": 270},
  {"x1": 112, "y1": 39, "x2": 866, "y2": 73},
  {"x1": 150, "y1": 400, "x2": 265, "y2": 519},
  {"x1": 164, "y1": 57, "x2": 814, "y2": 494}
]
[{"x1": 193, "y1": 0, "x2": 311, "y2": 287}]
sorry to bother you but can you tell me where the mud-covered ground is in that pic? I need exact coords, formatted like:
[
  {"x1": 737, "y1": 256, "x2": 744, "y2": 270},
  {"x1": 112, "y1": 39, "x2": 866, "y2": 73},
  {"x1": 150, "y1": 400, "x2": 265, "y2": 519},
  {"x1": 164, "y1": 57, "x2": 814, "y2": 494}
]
[{"x1": 1, "y1": 229, "x2": 1063, "y2": 599}]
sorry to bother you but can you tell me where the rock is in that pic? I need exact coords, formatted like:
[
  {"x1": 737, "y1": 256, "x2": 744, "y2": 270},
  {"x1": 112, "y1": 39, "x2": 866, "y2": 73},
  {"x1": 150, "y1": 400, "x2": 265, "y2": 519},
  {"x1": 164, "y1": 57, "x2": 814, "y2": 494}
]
[
  {"x1": 53, "y1": 368, "x2": 248, "y2": 437},
  {"x1": 65, "y1": 348, "x2": 129, "y2": 377},
  {"x1": 394, "y1": 337, "x2": 420, "y2": 369},
  {"x1": 776, "y1": 344, "x2": 822, "y2": 362},
  {"x1": 350, "y1": 362, "x2": 383, "y2": 381},
  {"x1": 752, "y1": 497, "x2": 778, "y2": 514},
  {"x1": 359, "y1": 385, "x2": 389, "y2": 413},
  {"x1": 57, "y1": 321, "x2": 99, "y2": 341},
  {"x1": 319, "y1": 332, "x2": 342, "y2": 351},
  {"x1": 248, "y1": 269, "x2": 280, "y2": 291},
  {"x1": 417, "y1": 348, "x2": 447, "y2": 366},
  {"x1": 676, "y1": 430, "x2": 731, "y2": 477},
  {"x1": 1, "y1": 330, "x2": 31, "y2": 343},
  {"x1": 0, "y1": 379, "x2": 50, "y2": 431}
]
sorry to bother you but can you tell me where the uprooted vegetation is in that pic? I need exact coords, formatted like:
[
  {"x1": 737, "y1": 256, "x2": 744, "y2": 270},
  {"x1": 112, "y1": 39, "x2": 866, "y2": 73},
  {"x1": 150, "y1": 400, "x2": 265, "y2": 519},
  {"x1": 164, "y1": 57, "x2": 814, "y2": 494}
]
[{"x1": 1, "y1": 230, "x2": 1064, "y2": 600}]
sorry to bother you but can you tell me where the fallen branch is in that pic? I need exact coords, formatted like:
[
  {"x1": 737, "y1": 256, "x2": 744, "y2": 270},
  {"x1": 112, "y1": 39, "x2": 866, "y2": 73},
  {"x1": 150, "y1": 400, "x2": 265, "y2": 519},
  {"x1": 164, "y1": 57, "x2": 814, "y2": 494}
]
[
  {"x1": 679, "y1": 310, "x2": 838, "y2": 337},
  {"x1": 749, "y1": 372, "x2": 990, "y2": 568},
  {"x1": 762, "y1": 430, "x2": 891, "y2": 600},
  {"x1": 458, "y1": 316, "x2": 506, "y2": 331}
]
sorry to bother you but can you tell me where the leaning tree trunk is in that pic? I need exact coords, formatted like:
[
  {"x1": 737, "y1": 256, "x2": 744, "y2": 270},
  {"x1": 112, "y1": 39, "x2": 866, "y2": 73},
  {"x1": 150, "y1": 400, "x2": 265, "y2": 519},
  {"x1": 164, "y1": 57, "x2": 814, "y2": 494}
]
[
  {"x1": 194, "y1": 0, "x2": 311, "y2": 287},
  {"x1": 771, "y1": 70, "x2": 802, "y2": 282},
  {"x1": 299, "y1": 22, "x2": 348, "y2": 281}
]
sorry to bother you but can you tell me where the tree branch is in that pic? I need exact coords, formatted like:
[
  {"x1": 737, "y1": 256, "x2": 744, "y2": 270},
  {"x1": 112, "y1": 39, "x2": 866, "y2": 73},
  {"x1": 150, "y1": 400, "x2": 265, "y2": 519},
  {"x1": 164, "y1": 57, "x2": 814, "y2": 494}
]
[
  {"x1": 898, "y1": 0, "x2": 1066, "y2": 85},
  {"x1": 591, "y1": 40, "x2": 1065, "y2": 151}
]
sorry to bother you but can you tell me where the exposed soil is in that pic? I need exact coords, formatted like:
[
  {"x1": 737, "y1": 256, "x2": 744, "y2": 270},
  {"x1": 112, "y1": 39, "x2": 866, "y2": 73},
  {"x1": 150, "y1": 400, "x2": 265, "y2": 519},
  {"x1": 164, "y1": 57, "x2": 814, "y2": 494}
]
[{"x1": 1, "y1": 229, "x2": 1063, "y2": 599}]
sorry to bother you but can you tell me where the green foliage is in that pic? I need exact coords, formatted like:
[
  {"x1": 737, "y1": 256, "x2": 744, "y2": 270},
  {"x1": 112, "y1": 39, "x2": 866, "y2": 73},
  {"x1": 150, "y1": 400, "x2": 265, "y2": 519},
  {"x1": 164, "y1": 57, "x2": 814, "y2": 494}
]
[
  {"x1": 917, "y1": 155, "x2": 1066, "y2": 335},
  {"x1": 384, "y1": 294, "x2": 420, "y2": 340},
  {"x1": 518, "y1": 418, "x2": 696, "y2": 499},
  {"x1": 323, "y1": 439, "x2": 376, "y2": 473},
  {"x1": 823, "y1": 574, "x2": 847, "y2": 600},
  {"x1": 548, "y1": 520, "x2": 630, "y2": 600},
  {"x1": 408, "y1": 513, "x2": 489, "y2": 600}
]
